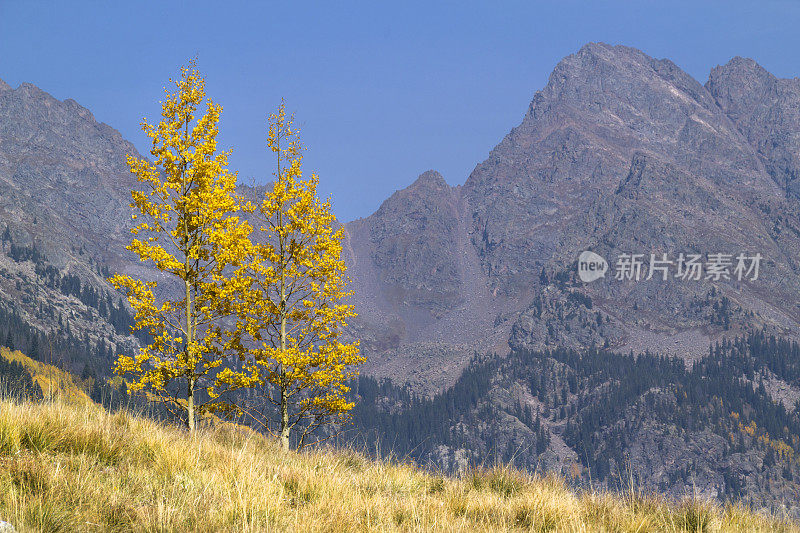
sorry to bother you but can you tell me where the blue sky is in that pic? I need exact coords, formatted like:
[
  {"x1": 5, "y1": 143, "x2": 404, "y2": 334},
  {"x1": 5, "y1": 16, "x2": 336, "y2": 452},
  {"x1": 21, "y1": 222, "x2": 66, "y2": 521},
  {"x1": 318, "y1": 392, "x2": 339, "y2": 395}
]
[{"x1": 2, "y1": 1, "x2": 800, "y2": 222}]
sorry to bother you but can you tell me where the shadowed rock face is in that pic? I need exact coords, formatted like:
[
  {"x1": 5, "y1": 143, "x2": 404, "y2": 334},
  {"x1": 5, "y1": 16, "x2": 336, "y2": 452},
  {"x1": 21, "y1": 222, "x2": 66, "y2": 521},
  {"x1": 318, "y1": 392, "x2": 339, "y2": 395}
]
[
  {"x1": 362, "y1": 170, "x2": 462, "y2": 314},
  {"x1": 342, "y1": 170, "x2": 507, "y2": 392}
]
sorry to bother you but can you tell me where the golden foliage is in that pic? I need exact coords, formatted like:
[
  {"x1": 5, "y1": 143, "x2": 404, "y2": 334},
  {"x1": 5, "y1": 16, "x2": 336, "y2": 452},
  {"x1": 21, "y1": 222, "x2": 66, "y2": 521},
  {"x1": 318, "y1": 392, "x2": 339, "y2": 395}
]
[
  {"x1": 732, "y1": 411, "x2": 796, "y2": 462},
  {"x1": 110, "y1": 61, "x2": 251, "y2": 431},
  {"x1": 112, "y1": 63, "x2": 362, "y2": 444},
  {"x1": 216, "y1": 102, "x2": 364, "y2": 449},
  {"x1": 0, "y1": 347, "x2": 91, "y2": 404}
]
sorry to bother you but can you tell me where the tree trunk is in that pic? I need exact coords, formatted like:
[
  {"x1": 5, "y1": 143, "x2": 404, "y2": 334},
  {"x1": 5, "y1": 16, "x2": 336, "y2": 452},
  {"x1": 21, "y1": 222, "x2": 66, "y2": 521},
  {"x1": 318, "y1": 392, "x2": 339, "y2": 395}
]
[
  {"x1": 188, "y1": 376, "x2": 196, "y2": 433},
  {"x1": 185, "y1": 277, "x2": 195, "y2": 433},
  {"x1": 182, "y1": 119, "x2": 196, "y2": 435},
  {"x1": 280, "y1": 386, "x2": 289, "y2": 450},
  {"x1": 278, "y1": 281, "x2": 289, "y2": 450},
  {"x1": 276, "y1": 140, "x2": 290, "y2": 451}
]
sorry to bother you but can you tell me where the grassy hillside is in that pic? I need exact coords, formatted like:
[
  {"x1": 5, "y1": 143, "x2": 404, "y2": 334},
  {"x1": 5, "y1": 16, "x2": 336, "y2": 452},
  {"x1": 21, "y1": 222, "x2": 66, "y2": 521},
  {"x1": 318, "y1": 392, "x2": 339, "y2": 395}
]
[
  {"x1": 0, "y1": 347, "x2": 90, "y2": 404},
  {"x1": 0, "y1": 399, "x2": 796, "y2": 532}
]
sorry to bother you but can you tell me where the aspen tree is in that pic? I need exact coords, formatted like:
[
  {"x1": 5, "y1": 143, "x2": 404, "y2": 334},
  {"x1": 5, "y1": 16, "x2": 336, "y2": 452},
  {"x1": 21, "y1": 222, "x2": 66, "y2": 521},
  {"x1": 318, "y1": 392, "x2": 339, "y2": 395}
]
[
  {"x1": 217, "y1": 103, "x2": 363, "y2": 450},
  {"x1": 111, "y1": 62, "x2": 250, "y2": 432}
]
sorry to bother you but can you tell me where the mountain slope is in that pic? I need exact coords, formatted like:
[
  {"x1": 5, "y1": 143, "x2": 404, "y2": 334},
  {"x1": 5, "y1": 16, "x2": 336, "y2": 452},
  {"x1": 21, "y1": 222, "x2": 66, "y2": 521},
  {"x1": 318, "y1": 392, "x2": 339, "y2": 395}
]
[
  {"x1": 0, "y1": 79, "x2": 150, "y2": 378},
  {"x1": 344, "y1": 170, "x2": 507, "y2": 392},
  {"x1": 5, "y1": 45, "x2": 800, "y2": 392},
  {"x1": 0, "y1": 80, "x2": 139, "y2": 268},
  {"x1": 336, "y1": 45, "x2": 800, "y2": 508},
  {"x1": 707, "y1": 56, "x2": 800, "y2": 199},
  {"x1": 3, "y1": 43, "x2": 800, "y2": 511},
  {"x1": 350, "y1": 332, "x2": 800, "y2": 514},
  {"x1": 344, "y1": 43, "x2": 800, "y2": 387},
  {"x1": 1, "y1": 346, "x2": 89, "y2": 403},
  {"x1": 0, "y1": 397, "x2": 796, "y2": 532}
]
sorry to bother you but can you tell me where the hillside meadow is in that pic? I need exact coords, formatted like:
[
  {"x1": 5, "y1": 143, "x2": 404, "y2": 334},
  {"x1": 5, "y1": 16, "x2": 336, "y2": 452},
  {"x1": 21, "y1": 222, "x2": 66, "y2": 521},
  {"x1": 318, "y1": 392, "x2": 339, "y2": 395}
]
[{"x1": 0, "y1": 395, "x2": 795, "y2": 532}]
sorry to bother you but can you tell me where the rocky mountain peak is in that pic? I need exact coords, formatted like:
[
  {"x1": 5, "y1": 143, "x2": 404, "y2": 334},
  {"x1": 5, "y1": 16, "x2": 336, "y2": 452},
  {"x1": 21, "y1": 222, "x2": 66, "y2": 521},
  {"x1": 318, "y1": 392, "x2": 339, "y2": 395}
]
[
  {"x1": 463, "y1": 42, "x2": 773, "y2": 298},
  {"x1": 0, "y1": 78, "x2": 10, "y2": 92},
  {"x1": 707, "y1": 55, "x2": 800, "y2": 197},
  {"x1": 374, "y1": 170, "x2": 454, "y2": 220},
  {"x1": 706, "y1": 57, "x2": 776, "y2": 117},
  {"x1": 359, "y1": 170, "x2": 462, "y2": 311},
  {"x1": 709, "y1": 56, "x2": 773, "y2": 84},
  {"x1": 0, "y1": 80, "x2": 141, "y2": 273},
  {"x1": 409, "y1": 169, "x2": 449, "y2": 191},
  {"x1": 540, "y1": 42, "x2": 713, "y2": 115},
  {"x1": 16, "y1": 82, "x2": 50, "y2": 98}
]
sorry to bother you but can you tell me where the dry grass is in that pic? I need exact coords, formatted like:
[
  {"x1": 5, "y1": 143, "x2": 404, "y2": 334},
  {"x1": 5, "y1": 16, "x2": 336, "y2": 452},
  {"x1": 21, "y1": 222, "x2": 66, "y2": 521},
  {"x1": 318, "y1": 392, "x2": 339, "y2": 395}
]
[{"x1": 0, "y1": 398, "x2": 796, "y2": 532}]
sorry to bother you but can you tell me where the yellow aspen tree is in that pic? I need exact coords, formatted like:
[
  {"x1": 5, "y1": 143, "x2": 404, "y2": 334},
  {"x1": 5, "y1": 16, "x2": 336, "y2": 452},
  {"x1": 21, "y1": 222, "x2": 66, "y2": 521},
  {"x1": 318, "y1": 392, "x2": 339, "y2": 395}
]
[
  {"x1": 216, "y1": 102, "x2": 364, "y2": 450},
  {"x1": 110, "y1": 62, "x2": 250, "y2": 433}
]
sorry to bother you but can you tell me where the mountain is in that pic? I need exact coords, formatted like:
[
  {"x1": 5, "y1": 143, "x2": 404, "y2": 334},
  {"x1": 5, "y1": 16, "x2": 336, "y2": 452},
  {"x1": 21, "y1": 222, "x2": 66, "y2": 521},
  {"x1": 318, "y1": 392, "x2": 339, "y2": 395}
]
[
  {"x1": 337, "y1": 44, "x2": 800, "y2": 511},
  {"x1": 707, "y1": 56, "x2": 800, "y2": 199},
  {"x1": 343, "y1": 169, "x2": 507, "y2": 392},
  {"x1": 0, "y1": 81, "x2": 138, "y2": 266},
  {"x1": 344, "y1": 43, "x2": 800, "y2": 387},
  {"x1": 0, "y1": 79, "x2": 152, "y2": 376},
  {"x1": 350, "y1": 333, "x2": 800, "y2": 514},
  {"x1": 2, "y1": 43, "x2": 800, "y2": 510}
]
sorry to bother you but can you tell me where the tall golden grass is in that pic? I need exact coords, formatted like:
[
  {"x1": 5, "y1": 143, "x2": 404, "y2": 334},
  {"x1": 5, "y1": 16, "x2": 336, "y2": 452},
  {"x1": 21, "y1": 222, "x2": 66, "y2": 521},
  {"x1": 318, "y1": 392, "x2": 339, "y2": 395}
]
[{"x1": 0, "y1": 398, "x2": 795, "y2": 532}]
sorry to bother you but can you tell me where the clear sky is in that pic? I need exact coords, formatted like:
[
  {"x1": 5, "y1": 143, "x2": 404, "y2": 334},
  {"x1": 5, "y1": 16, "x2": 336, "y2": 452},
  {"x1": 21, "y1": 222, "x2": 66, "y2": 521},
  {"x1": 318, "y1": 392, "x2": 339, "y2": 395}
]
[{"x1": 2, "y1": 1, "x2": 800, "y2": 222}]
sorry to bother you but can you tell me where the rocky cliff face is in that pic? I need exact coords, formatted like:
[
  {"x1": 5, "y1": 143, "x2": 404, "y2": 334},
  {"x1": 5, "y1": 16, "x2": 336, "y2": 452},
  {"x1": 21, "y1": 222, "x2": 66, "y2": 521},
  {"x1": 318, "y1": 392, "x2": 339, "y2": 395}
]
[
  {"x1": 708, "y1": 56, "x2": 800, "y2": 199},
  {"x1": 343, "y1": 170, "x2": 507, "y2": 392},
  {"x1": 354, "y1": 170, "x2": 462, "y2": 315},
  {"x1": 0, "y1": 80, "x2": 151, "y2": 373},
  {"x1": 464, "y1": 44, "x2": 774, "y2": 290},
  {"x1": 345, "y1": 43, "x2": 800, "y2": 388},
  {"x1": 0, "y1": 81, "x2": 138, "y2": 265}
]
